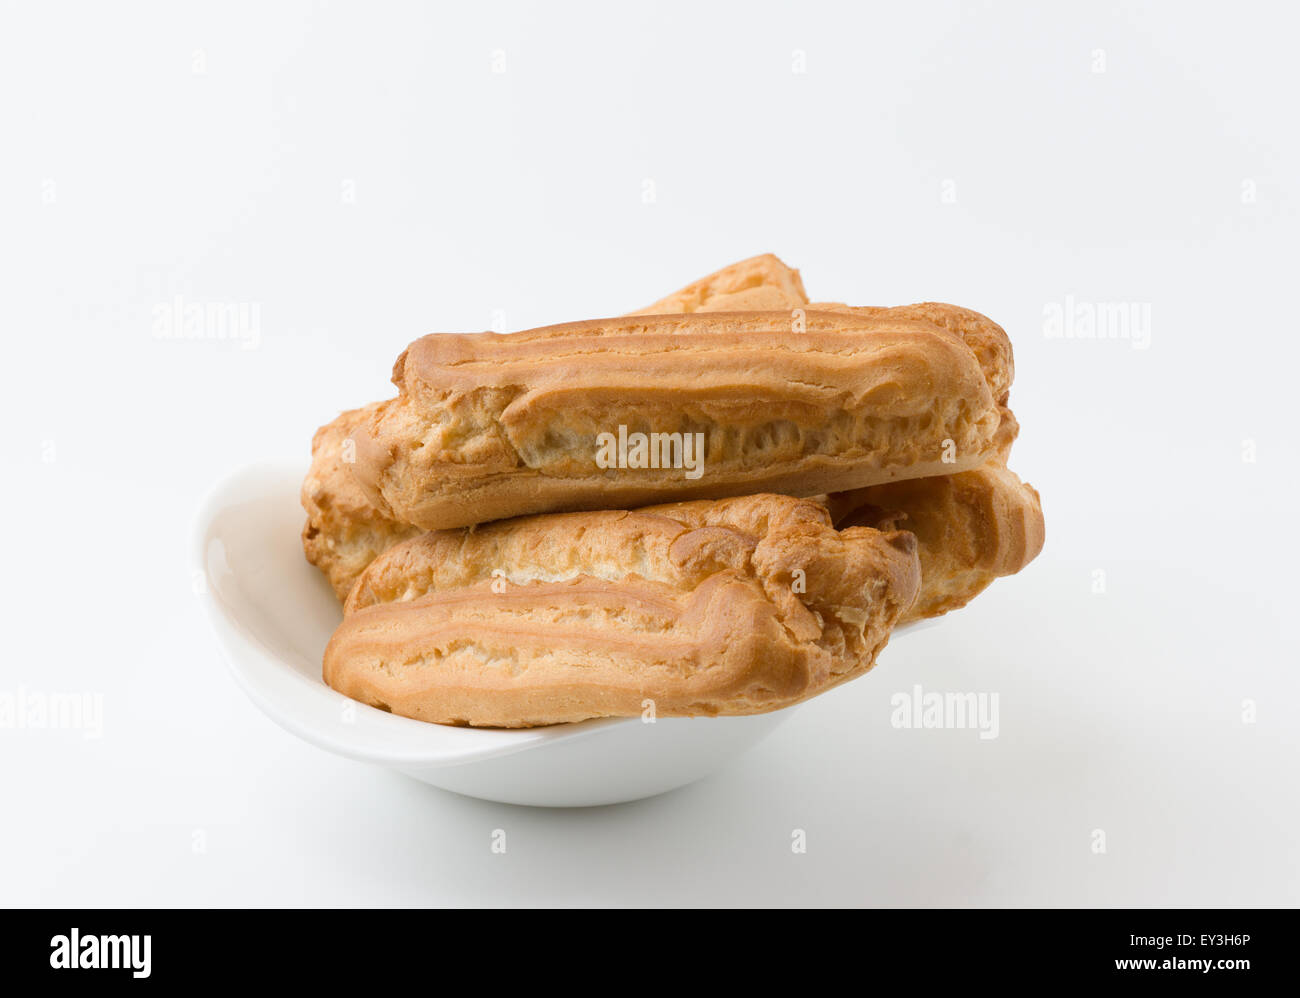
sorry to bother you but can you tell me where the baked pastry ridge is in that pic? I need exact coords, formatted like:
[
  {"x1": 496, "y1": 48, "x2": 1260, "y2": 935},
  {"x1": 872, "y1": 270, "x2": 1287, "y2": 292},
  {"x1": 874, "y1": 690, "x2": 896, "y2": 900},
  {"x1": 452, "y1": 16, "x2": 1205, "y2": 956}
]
[
  {"x1": 301, "y1": 256, "x2": 816, "y2": 600},
  {"x1": 630, "y1": 253, "x2": 808, "y2": 315},
  {"x1": 301, "y1": 403, "x2": 422, "y2": 601},
  {"x1": 302, "y1": 256, "x2": 1037, "y2": 619},
  {"x1": 325, "y1": 494, "x2": 921, "y2": 727},
  {"x1": 826, "y1": 462, "x2": 1043, "y2": 622},
  {"x1": 349, "y1": 310, "x2": 1004, "y2": 531},
  {"x1": 811, "y1": 301, "x2": 1014, "y2": 406}
]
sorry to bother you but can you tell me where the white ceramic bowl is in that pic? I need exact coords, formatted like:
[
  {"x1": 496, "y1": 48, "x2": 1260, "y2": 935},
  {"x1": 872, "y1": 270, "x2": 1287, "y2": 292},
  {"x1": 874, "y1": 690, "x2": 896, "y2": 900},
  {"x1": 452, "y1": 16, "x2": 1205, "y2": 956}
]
[{"x1": 194, "y1": 464, "x2": 919, "y2": 807}]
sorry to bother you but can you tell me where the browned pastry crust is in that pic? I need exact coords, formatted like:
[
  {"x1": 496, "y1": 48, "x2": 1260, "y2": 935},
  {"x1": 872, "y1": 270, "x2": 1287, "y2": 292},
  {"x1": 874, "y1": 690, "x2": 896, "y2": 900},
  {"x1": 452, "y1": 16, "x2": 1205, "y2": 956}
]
[
  {"x1": 673, "y1": 268, "x2": 1035, "y2": 622},
  {"x1": 807, "y1": 301, "x2": 1036, "y2": 620},
  {"x1": 826, "y1": 464, "x2": 1043, "y2": 623},
  {"x1": 812, "y1": 302, "x2": 1013, "y2": 406},
  {"x1": 630, "y1": 253, "x2": 807, "y2": 314},
  {"x1": 301, "y1": 403, "x2": 422, "y2": 600},
  {"x1": 349, "y1": 310, "x2": 1004, "y2": 531},
  {"x1": 301, "y1": 256, "x2": 1037, "y2": 622},
  {"x1": 300, "y1": 258, "x2": 814, "y2": 600},
  {"x1": 634, "y1": 263, "x2": 1014, "y2": 405},
  {"x1": 325, "y1": 494, "x2": 921, "y2": 727}
]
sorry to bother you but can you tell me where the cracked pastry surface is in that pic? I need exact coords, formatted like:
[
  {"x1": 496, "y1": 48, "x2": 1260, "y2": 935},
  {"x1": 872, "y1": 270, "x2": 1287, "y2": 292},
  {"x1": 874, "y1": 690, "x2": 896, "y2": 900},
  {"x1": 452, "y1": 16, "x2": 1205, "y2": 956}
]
[
  {"x1": 325, "y1": 494, "x2": 921, "y2": 727},
  {"x1": 349, "y1": 310, "x2": 1003, "y2": 531},
  {"x1": 300, "y1": 257, "x2": 814, "y2": 600},
  {"x1": 301, "y1": 255, "x2": 1037, "y2": 619},
  {"x1": 826, "y1": 463, "x2": 1043, "y2": 623},
  {"x1": 630, "y1": 252, "x2": 808, "y2": 314},
  {"x1": 812, "y1": 302, "x2": 1014, "y2": 406},
  {"x1": 301, "y1": 403, "x2": 423, "y2": 601}
]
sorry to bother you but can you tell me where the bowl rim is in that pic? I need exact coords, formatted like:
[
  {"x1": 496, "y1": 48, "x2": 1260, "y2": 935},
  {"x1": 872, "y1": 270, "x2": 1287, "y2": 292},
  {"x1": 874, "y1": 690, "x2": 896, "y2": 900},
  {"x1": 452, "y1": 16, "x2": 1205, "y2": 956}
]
[
  {"x1": 192, "y1": 461, "x2": 638, "y2": 768},
  {"x1": 193, "y1": 461, "x2": 927, "y2": 768}
]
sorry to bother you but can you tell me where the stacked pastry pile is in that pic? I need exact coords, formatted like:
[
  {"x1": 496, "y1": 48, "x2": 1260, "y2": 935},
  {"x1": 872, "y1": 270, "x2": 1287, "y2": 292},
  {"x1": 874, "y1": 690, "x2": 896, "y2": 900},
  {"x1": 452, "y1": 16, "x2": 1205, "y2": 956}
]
[{"x1": 302, "y1": 256, "x2": 1044, "y2": 727}]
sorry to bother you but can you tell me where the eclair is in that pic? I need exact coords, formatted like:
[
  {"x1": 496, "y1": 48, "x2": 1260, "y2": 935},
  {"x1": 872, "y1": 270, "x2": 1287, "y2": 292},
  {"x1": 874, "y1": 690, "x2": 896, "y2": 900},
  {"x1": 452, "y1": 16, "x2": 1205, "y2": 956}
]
[
  {"x1": 301, "y1": 258, "x2": 1036, "y2": 610},
  {"x1": 301, "y1": 261, "x2": 813, "y2": 601},
  {"x1": 631, "y1": 252, "x2": 808, "y2": 315},
  {"x1": 324, "y1": 494, "x2": 921, "y2": 727},
  {"x1": 826, "y1": 463, "x2": 1044, "y2": 623},
  {"x1": 347, "y1": 310, "x2": 1005, "y2": 531},
  {"x1": 633, "y1": 253, "x2": 1013, "y2": 406},
  {"x1": 812, "y1": 302, "x2": 1013, "y2": 406},
  {"x1": 301, "y1": 402, "x2": 423, "y2": 601}
]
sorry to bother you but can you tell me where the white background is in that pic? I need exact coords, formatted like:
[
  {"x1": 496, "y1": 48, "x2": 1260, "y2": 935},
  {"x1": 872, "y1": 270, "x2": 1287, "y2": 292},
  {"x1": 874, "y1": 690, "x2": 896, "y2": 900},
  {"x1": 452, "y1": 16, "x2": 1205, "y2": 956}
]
[{"x1": 2, "y1": 0, "x2": 1297, "y2": 906}]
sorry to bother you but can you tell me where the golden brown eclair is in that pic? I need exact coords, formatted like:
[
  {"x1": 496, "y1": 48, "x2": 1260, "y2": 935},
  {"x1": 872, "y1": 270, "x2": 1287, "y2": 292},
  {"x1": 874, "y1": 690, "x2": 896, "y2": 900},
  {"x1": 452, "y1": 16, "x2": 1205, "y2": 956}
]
[
  {"x1": 811, "y1": 302, "x2": 1014, "y2": 406},
  {"x1": 826, "y1": 464, "x2": 1044, "y2": 623},
  {"x1": 300, "y1": 257, "x2": 815, "y2": 600},
  {"x1": 348, "y1": 310, "x2": 1004, "y2": 531},
  {"x1": 301, "y1": 255, "x2": 1038, "y2": 617},
  {"x1": 325, "y1": 494, "x2": 921, "y2": 727},
  {"x1": 630, "y1": 253, "x2": 808, "y2": 314},
  {"x1": 301, "y1": 403, "x2": 422, "y2": 601},
  {"x1": 631, "y1": 255, "x2": 1015, "y2": 405}
]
